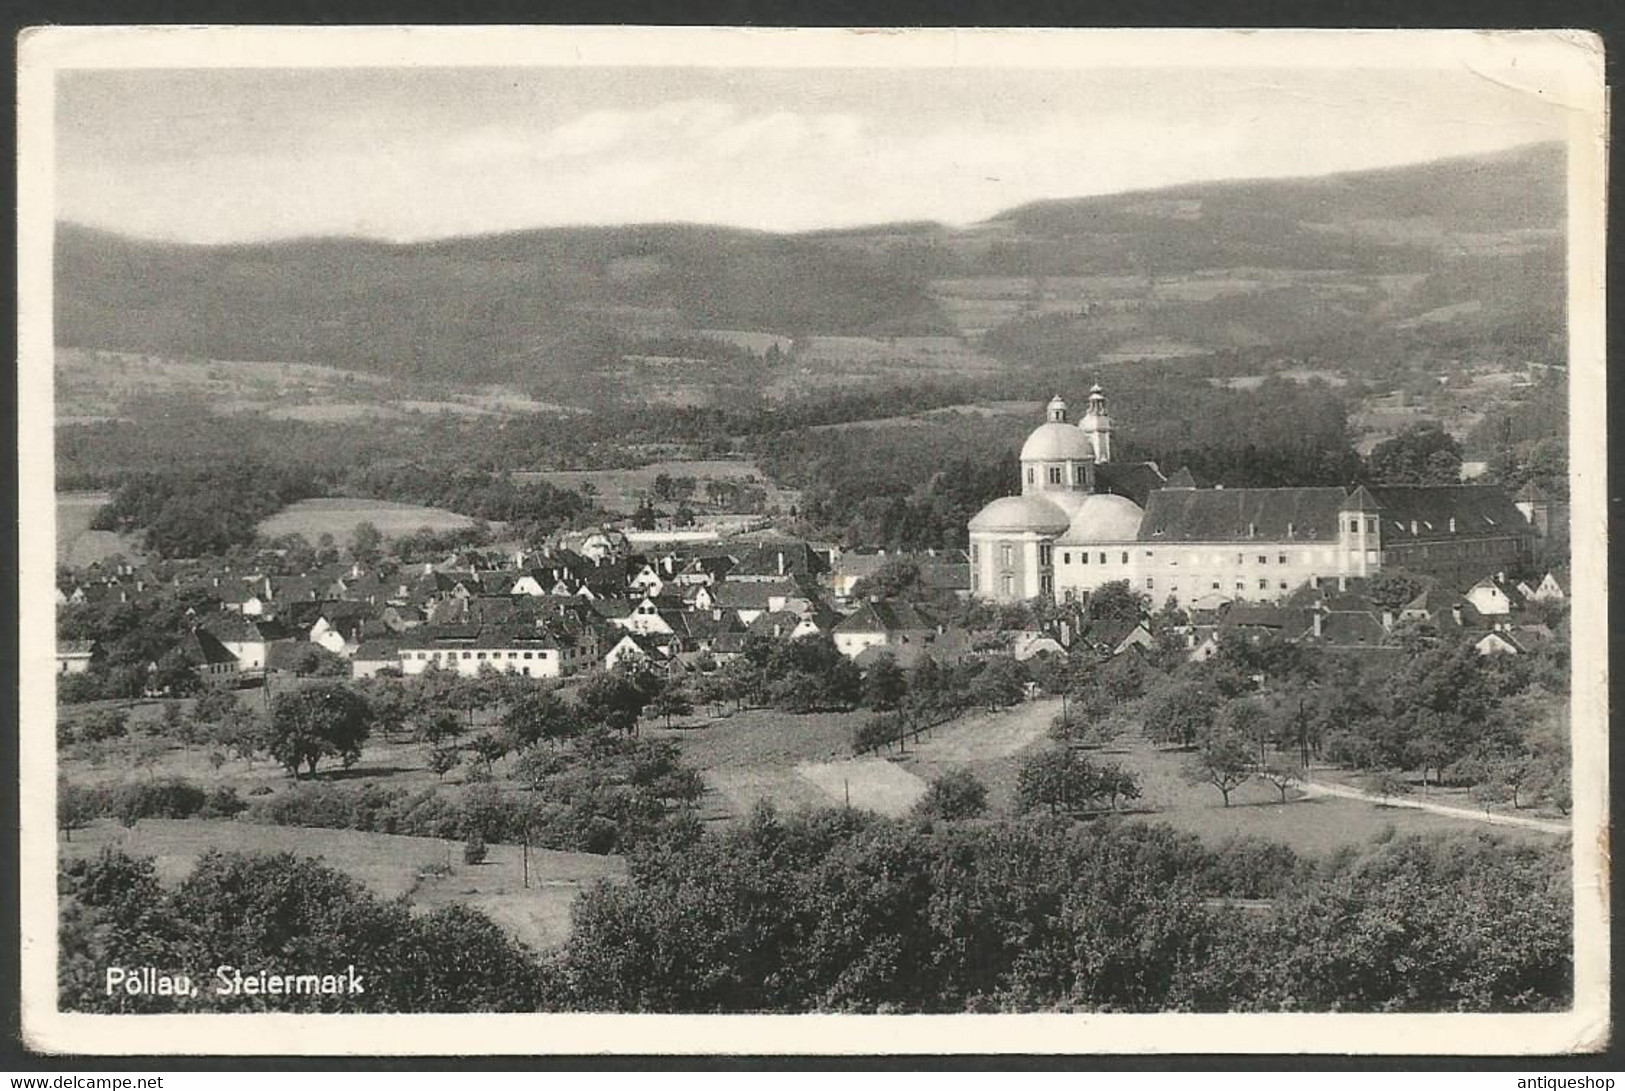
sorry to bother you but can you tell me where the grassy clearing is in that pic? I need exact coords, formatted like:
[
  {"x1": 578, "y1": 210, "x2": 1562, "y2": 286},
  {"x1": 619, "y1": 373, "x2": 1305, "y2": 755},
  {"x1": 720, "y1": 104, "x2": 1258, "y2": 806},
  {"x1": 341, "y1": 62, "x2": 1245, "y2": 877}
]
[
  {"x1": 648, "y1": 707, "x2": 864, "y2": 771},
  {"x1": 57, "y1": 491, "x2": 138, "y2": 565},
  {"x1": 515, "y1": 458, "x2": 794, "y2": 514},
  {"x1": 59, "y1": 817, "x2": 624, "y2": 951},
  {"x1": 257, "y1": 498, "x2": 483, "y2": 541},
  {"x1": 797, "y1": 759, "x2": 926, "y2": 817}
]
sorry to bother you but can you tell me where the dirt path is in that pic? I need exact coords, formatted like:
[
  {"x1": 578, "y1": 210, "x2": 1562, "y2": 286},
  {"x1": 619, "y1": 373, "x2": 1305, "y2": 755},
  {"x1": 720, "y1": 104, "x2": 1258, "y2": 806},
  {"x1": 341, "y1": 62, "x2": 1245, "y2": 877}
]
[
  {"x1": 1300, "y1": 778, "x2": 1570, "y2": 835},
  {"x1": 903, "y1": 696, "x2": 1063, "y2": 763}
]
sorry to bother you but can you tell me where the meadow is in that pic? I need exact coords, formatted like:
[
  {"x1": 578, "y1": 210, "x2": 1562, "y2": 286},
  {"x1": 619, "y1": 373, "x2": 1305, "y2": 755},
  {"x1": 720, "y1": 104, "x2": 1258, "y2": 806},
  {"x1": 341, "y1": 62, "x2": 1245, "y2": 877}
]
[
  {"x1": 60, "y1": 818, "x2": 624, "y2": 952},
  {"x1": 257, "y1": 497, "x2": 488, "y2": 541},
  {"x1": 56, "y1": 490, "x2": 136, "y2": 566}
]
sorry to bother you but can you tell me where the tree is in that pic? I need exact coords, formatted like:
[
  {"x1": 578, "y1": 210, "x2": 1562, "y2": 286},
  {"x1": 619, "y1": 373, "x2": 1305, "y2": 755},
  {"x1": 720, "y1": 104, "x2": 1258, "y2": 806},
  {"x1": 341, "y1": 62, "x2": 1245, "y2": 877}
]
[
  {"x1": 1016, "y1": 745, "x2": 1128, "y2": 817},
  {"x1": 849, "y1": 561, "x2": 925, "y2": 603},
  {"x1": 1257, "y1": 762, "x2": 1299, "y2": 804},
  {"x1": 428, "y1": 744, "x2": 460, "y2": 782},
  {"x1": 498, "y1": 689, "x2": 577, "y2": 749},
  {"x1": 575, "y1": 670, "x2": 655, "y2": 735},
  {"x1": 1182, "y1": 734, "x2": 1253, "y2": 807},
  {"x1": 1144, "y1": 679, "x2": 1218, "y2": 750},
  {"x1": 350, "y1": 521, "x2": 384, "y2": 564},
  {"x1": 1086, "y1": 580, "x2": 1150, "y2": 623},
  {"x1": 860, "y1": 654, "x2": 908, "y2": 711},
  {"x1": 1215, "y1": 697, "x2": 1273, "y2": 766},
  {"x1": 58, "y1": 781, "x2": 98, "y2": 842},
  {"x1": 647, "y1": 680, "x2": 694, "y2": 729},
  {"x1": 414, "y1": 708, "x2": 465, "y2": 747},
  {"x1": 971, "y1": 657, "x2": 1028, "y2": 711},
  {"x1": 912, "y1": 769, "x2": 988, "y2": 821},
  {"x1": 1365, "y1": 768, "x2": 1412, "y2": 805},
  {"x1": 267, "y1": 682, "x2": 373, "y2": 779},
  {"x1": 1365, "y1": 422, "x2": 1463, "y2": 485}
]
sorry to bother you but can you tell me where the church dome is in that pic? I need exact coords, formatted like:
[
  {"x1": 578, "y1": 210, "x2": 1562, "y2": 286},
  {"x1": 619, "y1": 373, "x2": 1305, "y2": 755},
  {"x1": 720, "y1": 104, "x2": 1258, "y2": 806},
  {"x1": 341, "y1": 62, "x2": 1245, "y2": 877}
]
[
  {"x1": 1020, "y1": 421, "x2": 1095, "y2": 463},
  {"x1": 1056, "y1": 493, "x2": 1145, "y2": 544},
  {"x1": 969, "y1": 495, "x2": 1072, "y2": 535}
]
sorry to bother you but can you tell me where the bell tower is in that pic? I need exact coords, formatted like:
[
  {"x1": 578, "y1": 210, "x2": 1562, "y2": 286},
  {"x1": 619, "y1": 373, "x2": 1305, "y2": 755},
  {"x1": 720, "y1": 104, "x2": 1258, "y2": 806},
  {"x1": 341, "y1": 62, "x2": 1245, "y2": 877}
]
[{"x1": 1079, "y1": 383, "x2": 1112, "y2": 463}]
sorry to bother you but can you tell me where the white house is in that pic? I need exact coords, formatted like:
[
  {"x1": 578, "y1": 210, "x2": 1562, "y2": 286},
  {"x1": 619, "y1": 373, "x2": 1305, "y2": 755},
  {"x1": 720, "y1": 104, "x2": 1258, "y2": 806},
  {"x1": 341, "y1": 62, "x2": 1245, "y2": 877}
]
[
  {"x1": 397, "y1": 626, "x2": 595, "y2": 679},
  {"x1": 56, "y1": 640, "x2": 95, "y2": 675}
]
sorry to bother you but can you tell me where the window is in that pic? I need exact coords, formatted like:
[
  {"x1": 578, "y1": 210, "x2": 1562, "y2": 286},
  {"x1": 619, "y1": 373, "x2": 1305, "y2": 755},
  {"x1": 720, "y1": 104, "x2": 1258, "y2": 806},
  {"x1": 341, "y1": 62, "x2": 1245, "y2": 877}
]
[
  {"x1": 1146, "y1": 578, "x2": 1155, "y2": 589},
  {"x1": 1278, "y1": 554, "x2": 1287, "y2": 565},
  {"x1": 1258, "y1": 579, "x2": 1268, "y2": 590},
  {"x1": 970, "y1": 544, "x2": 979, "y2": 564},
  {"x1": 1368, "y1": 518, "x2": 1378, "y2": 533},
  {"x1": 1063, "y1": 552, "x2": 1071, "y2": 565},
  {"x1": 1001, "y1": 544, "x2": 1014, "y2": 568},
  {"x1": 1212, "y1": 582, "x2": 1221, "y2": 590},
  {"x1": 1235, "y1": 581, "x2": 1245, "y2": 590},
  {"x1": 1350, "y1": 519, "x2": 1360, "y2": 533},
  {"x1": 1040, "y1": 573, "x2": 1053, "y2": 595},
  {"x1": 477, "y1": 652, "x2": 487, "y2": 660},
  {"x1": 1073, "y1": 466, "x2": 1085, "y2": 484},
  {"x1": 1080, "y1": 552, "x2": 1089, "y2": 564},
  {"x1": 1237, "y1": 554, "x2": 1244, "y2": 565},
  {"x1": 1258, "y1": 555, "x2": 1267, "y2": 565},
  {"x1": 1121, "y1": 552, "x2": 1129, "y2": 564},
  {"x1": 1145, "y1": 550, "x2": 1154, "y2": 559},
  {"x1": 1039, "y1": 544, "x2": 1052, "y2": 566},
  {"x1": 1000, "y1": 574, "x2": 1014, "y2": 597},
  {"x1": 1048, "y1": 466, "x2": 1063, "y2": 485},
  {"x1": 523, "y1": 652, "x2": 533, "y2": 660},
  {"x1": 461, "y1": 652, "x2": 472, "y2": 660},
  {"x1": 1098, "y1": 552, "x2": 1107, "y2": 565},
  {"x1": 1026, "y1": 468, "x2": 1036, "y2": 485},
  {"x1": 1279, "y1": 581, "x2": 1288, "y2": 590}
]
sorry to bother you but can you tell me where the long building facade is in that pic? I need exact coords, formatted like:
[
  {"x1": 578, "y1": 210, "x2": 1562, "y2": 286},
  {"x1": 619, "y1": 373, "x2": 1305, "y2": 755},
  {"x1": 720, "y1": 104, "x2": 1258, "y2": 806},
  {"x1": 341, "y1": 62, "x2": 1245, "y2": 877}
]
[{"x1": 969, "y1": 389, "x2": 1543, "y2": 609}]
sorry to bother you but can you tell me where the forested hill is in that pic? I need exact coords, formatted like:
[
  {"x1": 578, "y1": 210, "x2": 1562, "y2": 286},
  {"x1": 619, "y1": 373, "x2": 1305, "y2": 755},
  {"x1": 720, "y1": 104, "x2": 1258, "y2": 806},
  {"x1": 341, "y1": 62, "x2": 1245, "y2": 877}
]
[{"x1": 56, "y1": 142, "x2": 1564, "y2": 389}]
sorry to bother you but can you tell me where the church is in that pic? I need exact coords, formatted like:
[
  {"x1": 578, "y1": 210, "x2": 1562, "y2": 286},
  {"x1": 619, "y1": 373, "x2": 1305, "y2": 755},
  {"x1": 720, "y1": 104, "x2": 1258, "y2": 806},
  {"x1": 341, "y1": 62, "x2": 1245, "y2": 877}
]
[{"x1": 968, "y1": 388, "x2": 1543, "y2": 609}]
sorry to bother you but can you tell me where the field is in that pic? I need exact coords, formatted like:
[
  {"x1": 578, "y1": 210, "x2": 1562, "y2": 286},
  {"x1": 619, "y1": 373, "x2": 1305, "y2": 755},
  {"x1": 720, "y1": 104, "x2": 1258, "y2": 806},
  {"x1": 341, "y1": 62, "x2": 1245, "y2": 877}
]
[
  {"x1": 257, "y1": 498, "x2": 488, "y2": 541},
  {"x1": 514, "y1": 458, "x2": 796, "y2": 515},
  {"x1": 55, "y1": 347, "x2": 580, "y2": 423},
  {"x1": 645, "y1": 692, "x2": 1568, "y2": 854},
  {"x1": 57, "y1": 490, "x2": 138, "y2": 566},
  {"x1": 60, "y1": 818, "x2": 623, "y2": 952}
]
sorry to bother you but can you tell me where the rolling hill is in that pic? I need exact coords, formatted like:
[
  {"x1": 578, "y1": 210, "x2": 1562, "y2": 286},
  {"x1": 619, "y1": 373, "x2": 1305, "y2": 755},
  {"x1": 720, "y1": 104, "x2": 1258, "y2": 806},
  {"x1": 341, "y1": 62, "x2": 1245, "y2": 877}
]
[{"x1": 55, "y1": 142, "x2": 1565, "y2": 397}]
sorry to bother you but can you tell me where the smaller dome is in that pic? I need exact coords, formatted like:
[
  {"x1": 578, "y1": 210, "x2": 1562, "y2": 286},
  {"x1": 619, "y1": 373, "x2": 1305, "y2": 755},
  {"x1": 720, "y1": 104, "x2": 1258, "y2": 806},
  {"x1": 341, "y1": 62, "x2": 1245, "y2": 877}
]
[
  {"x1": 969, "y1": 495, "x2": 1072, "y2": 535},
  {"x1": 1056, "y1": 493, "x2": 1145, "y2": 544},
  {"x1": 1020, "y1": 421, "x2": 1095, "y2": 462}
]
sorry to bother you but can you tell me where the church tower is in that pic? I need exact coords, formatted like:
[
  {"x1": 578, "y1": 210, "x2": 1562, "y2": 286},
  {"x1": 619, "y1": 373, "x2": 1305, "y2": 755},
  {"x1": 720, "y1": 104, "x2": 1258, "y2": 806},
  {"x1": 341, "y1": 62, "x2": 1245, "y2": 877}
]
[{"x1": 1079, "y1": 383, "x2": 1112, "y2": 463}]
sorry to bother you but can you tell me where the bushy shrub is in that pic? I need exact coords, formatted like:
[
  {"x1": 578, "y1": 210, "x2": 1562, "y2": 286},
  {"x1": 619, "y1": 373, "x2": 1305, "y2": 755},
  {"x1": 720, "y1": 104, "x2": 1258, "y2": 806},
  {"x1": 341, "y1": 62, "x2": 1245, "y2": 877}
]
[
  {"x1": 463, "y1": 834, "x2": 488, "y2": 865},
  {"x1": 110, "y1": 779, "x2": 207, "y2": 825}
]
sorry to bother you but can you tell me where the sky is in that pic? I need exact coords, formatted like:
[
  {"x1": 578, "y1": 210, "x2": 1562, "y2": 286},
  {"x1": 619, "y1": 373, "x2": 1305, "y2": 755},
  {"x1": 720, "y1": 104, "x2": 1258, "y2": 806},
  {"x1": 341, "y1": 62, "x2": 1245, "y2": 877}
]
[{"x1": 54, "y1": 63, "x2": 1573, "y2": 244}]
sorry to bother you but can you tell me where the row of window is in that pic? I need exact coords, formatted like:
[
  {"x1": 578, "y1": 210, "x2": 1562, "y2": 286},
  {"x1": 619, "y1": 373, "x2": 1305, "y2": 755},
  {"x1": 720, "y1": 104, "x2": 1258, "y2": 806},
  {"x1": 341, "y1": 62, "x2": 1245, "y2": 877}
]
[
  {"x1": 408, "y1": 649, "x2": 557, "y2": 661},
  {"x1": 1026, "y1": 465, "x2": 1087, "y2": 486}
]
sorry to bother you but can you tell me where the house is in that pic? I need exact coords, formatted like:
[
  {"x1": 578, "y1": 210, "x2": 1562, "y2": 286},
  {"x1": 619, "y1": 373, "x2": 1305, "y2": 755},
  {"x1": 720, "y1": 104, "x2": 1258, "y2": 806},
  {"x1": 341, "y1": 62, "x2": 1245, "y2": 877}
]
[
  {"x1": 828, "y1": 550, "x2": 891, "y2": 600},
  {"x1": 603, "y1": 631, "x2": 673, "y2": 673},
  {"x1": 397, "y1": 623, "x2": 596, "y2": 679},
  {"x1": 56, "y1": 639, "x2": 96, "y2": 675},
  {"x1": 674, "y1": 553, "x2": 736, "y2": 586},
  {"x1": 1520, "y1": 570, "x2": 1568, "y2": 604},
  {"x1": 831, "y1": 600, "x2": 939, "y2": 659},
  {"x1": 851, "y1": 626, "x2": 973, "y2": 672},
  {"x1": 691, "y1": 578, "x2": 816, "y2": 624},
  {"x1": 727, "y1": 542, "x2": 831, "y2": 582},
  {"x1": 1007, "y1": 631, "x2": 1067, "y2": 661},
  {"x1": 748, "y1": 609, "x2": 828, "y2": 643},
  {"x1": 351, "y1": 638, "x2": 405, "y2": 679},
  {"x1": 198, "y1": 613, "x2": 292, "y2": 675},
  {"x1": 1475, "y1": 630, "x2": 1528, "y2": 657},
  {"x1": 307, "y1": 602, "x2": 382, "y2": 658},
  {"x1": 154, "y1": 629, "x2": 240, "y2": 683},
  {"x1": 1074, "y1": 617, "x2": 1154, "y2": 659},
  {"x1": 1463, "y1": 575, "x2": 1522, "y2": 622}
]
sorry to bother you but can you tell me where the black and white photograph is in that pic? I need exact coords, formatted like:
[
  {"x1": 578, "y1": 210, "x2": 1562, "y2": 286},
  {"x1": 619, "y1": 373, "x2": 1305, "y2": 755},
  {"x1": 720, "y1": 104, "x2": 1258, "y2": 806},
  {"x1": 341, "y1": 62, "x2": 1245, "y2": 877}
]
[{"x1": 15, "y1": 26, "x2": 1609, "y2": 1055}]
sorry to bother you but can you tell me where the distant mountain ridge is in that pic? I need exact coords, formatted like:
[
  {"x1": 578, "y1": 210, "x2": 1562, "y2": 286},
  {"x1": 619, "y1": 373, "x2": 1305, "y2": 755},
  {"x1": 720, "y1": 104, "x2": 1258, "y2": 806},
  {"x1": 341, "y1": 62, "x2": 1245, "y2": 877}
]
[{"x1": 55, "y1": 142, "x2": 1565, "y2": 393}]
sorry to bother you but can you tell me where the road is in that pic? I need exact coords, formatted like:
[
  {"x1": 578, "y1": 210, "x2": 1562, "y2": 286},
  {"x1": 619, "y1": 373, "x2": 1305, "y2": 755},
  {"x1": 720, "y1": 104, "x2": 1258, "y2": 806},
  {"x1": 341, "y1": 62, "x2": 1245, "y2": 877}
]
[{"x1": 1300, "y1": 778, "x2": 1571, "y2": 834}]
